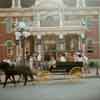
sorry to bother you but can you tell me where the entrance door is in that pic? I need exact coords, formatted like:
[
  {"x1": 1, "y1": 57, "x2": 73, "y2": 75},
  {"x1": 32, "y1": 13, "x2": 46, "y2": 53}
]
[
  {"x1": 65, "y1": 34, "x2": 79, "y2": 52},
  {"x1": 43, "y1": 35, "x2": 57, "y2": 61}
]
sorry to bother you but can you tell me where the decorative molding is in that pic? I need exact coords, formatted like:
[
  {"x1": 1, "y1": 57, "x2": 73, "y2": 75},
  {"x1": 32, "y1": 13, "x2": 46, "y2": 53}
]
[{"x1": 0, "y1": 7, "x2": 100, "y2": 17}]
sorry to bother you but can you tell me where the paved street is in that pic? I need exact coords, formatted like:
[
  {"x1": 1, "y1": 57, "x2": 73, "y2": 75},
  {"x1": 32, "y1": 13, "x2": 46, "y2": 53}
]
[{"x1": 0, "y1": 77, "x2": 100, "y2": 100}]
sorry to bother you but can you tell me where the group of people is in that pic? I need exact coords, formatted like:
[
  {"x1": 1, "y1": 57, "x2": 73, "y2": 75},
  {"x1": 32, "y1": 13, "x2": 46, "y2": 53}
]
[
  {"x1": 0, "y1": 51, "x2": 89, "y2": 82},
  {"x1": 1, "y1": 51, "x2": 89, "y2": 73}
]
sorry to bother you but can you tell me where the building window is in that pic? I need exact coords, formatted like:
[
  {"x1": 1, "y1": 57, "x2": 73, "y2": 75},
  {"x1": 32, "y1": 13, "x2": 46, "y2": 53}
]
[
  {"x1": 64, "y1": 15, "x2": 81, "y2": 26},
  {"x1": 15, "y1": 0, "x2": 18, "y2": 7},
  {"x1": 87, "y1": 39, "x2": 95, "y2": 53},
  {"x1": 21, "y1": 0, "x2": 35, "y2": 8},
  {"x1": 86, "y1": 0, "x2": 100, "y2": 7},
  {"x1": 5, "y1": 17, "x2": 13, "y2": 33},
  {"x1": 0, "y1": 0, "x2": 11, "y2": 8},
  {"x1": 63, "y1": 0, "x2": 76, "y2": 7},
  {"x1": 40, "y1": 14, "x2": 59, "y2": 27},
  {"x1": 22, "y1": 17, "x2": 32, "y2": 28}
]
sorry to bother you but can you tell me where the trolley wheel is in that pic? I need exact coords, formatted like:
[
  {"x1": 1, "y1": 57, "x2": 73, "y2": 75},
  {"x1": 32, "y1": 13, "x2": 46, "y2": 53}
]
[{"x1": 69, "y1": 67, "x2": 81, "y2": 79}]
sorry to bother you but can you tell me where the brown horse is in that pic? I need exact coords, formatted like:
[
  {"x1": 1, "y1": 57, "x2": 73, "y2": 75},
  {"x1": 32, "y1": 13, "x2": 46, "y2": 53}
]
[{"x1": 0, "y1": 61, "x2": 34, "y2": 88}]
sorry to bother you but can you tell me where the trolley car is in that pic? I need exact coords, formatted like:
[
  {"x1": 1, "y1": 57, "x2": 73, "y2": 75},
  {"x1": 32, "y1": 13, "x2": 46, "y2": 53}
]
[{"x1": 49, "y1": 62, "x2": 83, "y2": 77}]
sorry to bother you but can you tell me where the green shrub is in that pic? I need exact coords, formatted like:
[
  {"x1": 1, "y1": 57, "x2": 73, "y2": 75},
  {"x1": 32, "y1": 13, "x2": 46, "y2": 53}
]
[{"x1": 88, "y1": 61, "x2": 100, "y2": 68}]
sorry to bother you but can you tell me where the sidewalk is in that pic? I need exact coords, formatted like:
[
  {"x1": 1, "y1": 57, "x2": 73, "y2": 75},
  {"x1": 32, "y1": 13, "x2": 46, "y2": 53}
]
[
  {"x1": 37, "y1": 68, "x2": 100, "y2": 81},
  {"x1": 50, "y1": 68, "x2": 100, "y2": 80},
  {"x1": 81, "y1": 68, "x2": 100, "y2": 78}
]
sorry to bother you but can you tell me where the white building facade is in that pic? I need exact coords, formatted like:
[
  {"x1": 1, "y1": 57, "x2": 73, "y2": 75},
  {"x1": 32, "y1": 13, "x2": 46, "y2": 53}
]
[{"x1": 0, "y1": 0, "x2": 100, "y2": 60}]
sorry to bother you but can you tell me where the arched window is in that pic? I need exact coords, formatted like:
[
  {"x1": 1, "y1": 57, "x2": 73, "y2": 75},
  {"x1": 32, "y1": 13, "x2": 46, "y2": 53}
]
[
  {"x1": 21, "y1": 0, "x2": 35, "y2": 8},
  {"x1": 0, "y1": 0, "x2": 11, "y2": 8}
]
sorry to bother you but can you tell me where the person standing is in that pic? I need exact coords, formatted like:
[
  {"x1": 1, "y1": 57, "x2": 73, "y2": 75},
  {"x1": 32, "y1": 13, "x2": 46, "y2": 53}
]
[
  {"x1": 82, "y1": 54, "x2": 89, "y2": 73},
  {"x1": 29, "y1": 56, "x2": 33, "y2": 70},
  {"x1": 60, "y1": 54, "x2": 66, "y2": 62},
  {"x1": 75, "y1": 54, "x2": 83, "y2": 62},
  {"x1": 49, "y1": 56, "x2": 56, "y2": 72},
  {"x1": 37, "y1": 53, "x2": 42, "y2": 70}
]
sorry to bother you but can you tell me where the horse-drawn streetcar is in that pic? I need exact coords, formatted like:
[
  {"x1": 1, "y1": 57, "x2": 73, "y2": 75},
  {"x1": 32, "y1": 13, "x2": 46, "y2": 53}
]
[{"x1": 49, "y1": 61, "x2": 83, "y2": 78}]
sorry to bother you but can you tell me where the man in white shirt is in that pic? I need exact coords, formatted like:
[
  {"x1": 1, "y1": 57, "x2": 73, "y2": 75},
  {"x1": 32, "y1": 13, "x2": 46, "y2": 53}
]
[
  {"x1": 37, "y1": 54, "x2": 42, "y2": 62},
  {"x1": 60, "y1": 54, "x2": 66, "y2": 62},
  {"x1": 82, "y1": 55, "x2": 89, "y2": 73},
  {"x1": 3, "y1": 58, "x2": 12, "y2": 65},
  {"x1": 37, "y1": 53, "x2": 42, "y2": 70},
  {"x1": 75, "y1": 54, "x2": 83, "y2": 62}
]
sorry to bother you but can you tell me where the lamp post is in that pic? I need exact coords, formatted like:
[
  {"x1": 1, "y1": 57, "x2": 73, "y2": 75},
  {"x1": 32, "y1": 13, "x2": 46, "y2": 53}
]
[
  {"x1": 19, "y1": 28, "x2": 25, "y2": 64},
  {"x1": 15, "y1": 22, "x2": 27, "y2": 65},
  {"x1": 37, "y1": 34, "x2": 42, "y2": 54},
  {"x1": 80, "y1": 33, "x2": 86, "y2": 54}
]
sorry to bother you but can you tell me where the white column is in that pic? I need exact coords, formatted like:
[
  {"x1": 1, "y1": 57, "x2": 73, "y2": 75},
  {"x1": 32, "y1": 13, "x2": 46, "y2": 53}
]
[
  {"x1": 15, "y1": 17, "x2": 18, "y2": 26},
  {"x1": 18, "y1": 0, "x2": 21, "y2": 8},
  {"x1": 59, "y1": 34, "x2": 63, "y2": 39},
  {"x1": 15, "y1": 31, "x2": 21, "y2": 58},
  {"x1": 37, "y1": 34, "x2": 42, "y2": 53},
  {"x1": 16, "y1": 41, "x2": 21, "y2": 58},
  {"x1": 78, "y1": 34, "x2": 81, "y2": 50},
  {"x1": 13, "y1": 17, "x2": 18, "y2": 32},
  {"x1": 12, "y1": 0, "x2": 16, "y2": 8},
  {"x1": 70, "y1": 39, "x2": 74, "y2": 50},
  {"x1": 37, "y1": 12, "x2": 40, "y2": 27},
  {"x1": 59, "y1": 34, "x2": 64, "y2": 51},
  {"x1": 76, "y1": 0, "x2": 86, "y2": 8},
  {"x1": 82, "y1": 0, "x2": 86, "y2": 8},
  {"x1": 76, "y1": 0, "x2": 80, "y2": 8},
  {"x1": 59, "y1": 10, "x2": 63, "y2": 27}
]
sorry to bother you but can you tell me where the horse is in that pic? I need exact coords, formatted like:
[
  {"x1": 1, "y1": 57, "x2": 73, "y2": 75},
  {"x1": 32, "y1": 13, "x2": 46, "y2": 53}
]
[{"x1": 0, "y1": 61, "x2": 35, "y2": 88}]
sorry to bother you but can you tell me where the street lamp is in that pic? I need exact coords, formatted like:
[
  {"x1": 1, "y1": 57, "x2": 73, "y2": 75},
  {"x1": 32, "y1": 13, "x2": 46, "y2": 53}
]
[
  {"x1": 80, "y1": 33, "x2": 86, "y2": 54},
  {"x1": 80, "y1": 33, "x2": 86, "y2": 43},
  {"x1": 37, "y1": 34, "x2": 42, "y2": 54},
  {"x1": 15, "y1": 22, "x2": 27, "y2": 64},
  {"x1": 19, "y1": 28, "x2": 25, "y2": 64}
]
